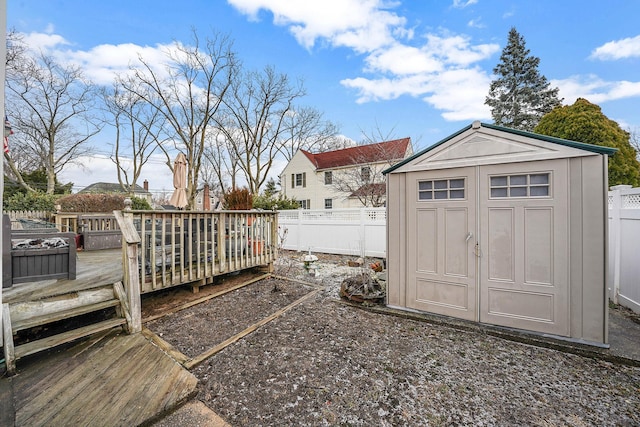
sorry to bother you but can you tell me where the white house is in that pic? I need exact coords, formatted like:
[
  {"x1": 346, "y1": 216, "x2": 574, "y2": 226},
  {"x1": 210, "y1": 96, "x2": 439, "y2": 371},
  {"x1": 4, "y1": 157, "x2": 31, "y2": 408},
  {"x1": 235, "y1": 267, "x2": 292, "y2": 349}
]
[{"x1": 280, "y1": 138, "x2": 412, "y2": 209}]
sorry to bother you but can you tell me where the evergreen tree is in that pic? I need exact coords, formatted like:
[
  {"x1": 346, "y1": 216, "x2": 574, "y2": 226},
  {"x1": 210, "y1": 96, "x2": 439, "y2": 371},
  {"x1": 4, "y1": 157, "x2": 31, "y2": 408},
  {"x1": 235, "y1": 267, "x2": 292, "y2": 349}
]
[
  {"x1": 535, "y1": 98, "x2": 640, "y2": 187},
  {"x1": 263, "y1": 178, "x2": 279, "y2": 198},
  {"x1": 485, "y1": 27, "x2": 562, "y2": 131}
]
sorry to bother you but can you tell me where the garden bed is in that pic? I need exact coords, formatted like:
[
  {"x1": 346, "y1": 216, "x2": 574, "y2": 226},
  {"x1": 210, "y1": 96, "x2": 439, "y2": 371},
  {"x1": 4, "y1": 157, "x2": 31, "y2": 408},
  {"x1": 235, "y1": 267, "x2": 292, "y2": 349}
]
[{"x1": 145, "y1": 251, "x2": 640, "y2": 427}]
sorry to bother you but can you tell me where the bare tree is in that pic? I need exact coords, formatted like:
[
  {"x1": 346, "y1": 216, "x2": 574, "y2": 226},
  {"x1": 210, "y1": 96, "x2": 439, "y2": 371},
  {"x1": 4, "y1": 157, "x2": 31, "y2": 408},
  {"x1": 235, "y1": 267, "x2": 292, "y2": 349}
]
[
  {"x1": 122, "y1": 30, "x2": 238, "y2": 209},
  {"x1": 102, "y1": 79, "x2": 165, "y2": 193},
  {"x1": 215, "y1": 65, "x2": 306, "y2": 195},
  {"x1": 5, "y1": 28, "x2": 26, "y2": 68},
  {"x1": 329, "y1": 139, "x2": 411, "y2": 207},
  {"x1": 202, "y1": 125, "x2": 243, "y2": 194},
  {"x1": 330, "y1": 162, "x2": 388, "y2": 207},
  {"x1": 5, "y1": 50, "x2": 101, "y2": 194},
  {"x1": 278, "y1": 106, "x2": 341, "y2": 161}
]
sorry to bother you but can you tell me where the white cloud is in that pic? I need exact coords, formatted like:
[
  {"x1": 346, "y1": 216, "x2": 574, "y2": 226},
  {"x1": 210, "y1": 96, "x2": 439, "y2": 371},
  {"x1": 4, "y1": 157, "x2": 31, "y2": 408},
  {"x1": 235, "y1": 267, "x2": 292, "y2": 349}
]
[
  {"x1": 19, "y1": 29, "x2": 200, "y2": 89},
  {"x1": 590, "y1": 35, "x2": 640, "y2": 60},
  {"x1": 22, "y1": 31, "x2": 71, "y2": 51},
  {"x1": 342, "y1": 31, "x2": 497, "y2": 121},
  {"x1": 365, "y1": 44, "x2": 443, "y2": 75},
  {"x1": 553, "y1": 75, "x2": 640, "y2": 105},
  {"x1": 227, "y1": 1, "x2": 498, "y2": 122},
  {"x1": 227, "y1": 0, "x2": 406, "y2": 52},
  {"x1": 467, "y1": 18, "x2": 485, "y2": 29},
  {"x1": 423, "y1": 68, "x2": 492, "y2": 121},
  {"x1": 452, "y1": 0, "x2": 478, "y2": 8},
  {"x1": 341, "y1": 66, "x2": 492, "y2": 122}
]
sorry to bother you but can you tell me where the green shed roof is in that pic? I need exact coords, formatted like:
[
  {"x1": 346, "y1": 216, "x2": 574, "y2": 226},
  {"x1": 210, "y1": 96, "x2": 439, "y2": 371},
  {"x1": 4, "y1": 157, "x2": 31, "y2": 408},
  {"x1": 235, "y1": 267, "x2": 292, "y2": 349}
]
[{"x1": 384, "y1": 121, "x2": 618, "y2": 175}]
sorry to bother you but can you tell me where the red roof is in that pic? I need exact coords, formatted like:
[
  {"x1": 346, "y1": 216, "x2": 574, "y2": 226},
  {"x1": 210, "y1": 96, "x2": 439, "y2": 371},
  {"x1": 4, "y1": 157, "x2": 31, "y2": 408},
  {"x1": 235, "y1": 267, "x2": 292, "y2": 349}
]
[
  {"x1": 350, "y1": 182, "x2": 386, "y2": 198},
  {"x1": 301, "y1": 137, "x2": 411, "y2": 170}
]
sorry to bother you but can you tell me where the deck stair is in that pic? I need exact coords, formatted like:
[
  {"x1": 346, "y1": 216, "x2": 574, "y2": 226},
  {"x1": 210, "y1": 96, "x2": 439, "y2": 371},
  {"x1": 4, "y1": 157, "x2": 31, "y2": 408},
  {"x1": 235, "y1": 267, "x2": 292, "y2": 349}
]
[{"x1": 2, "y1": 281, "x2": 131, "y2": 375}]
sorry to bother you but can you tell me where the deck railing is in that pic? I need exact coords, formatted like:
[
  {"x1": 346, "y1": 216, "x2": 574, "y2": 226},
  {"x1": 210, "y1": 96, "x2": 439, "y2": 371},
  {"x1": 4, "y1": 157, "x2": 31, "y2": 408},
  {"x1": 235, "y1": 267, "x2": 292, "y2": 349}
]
[{"x1": 127, "y1": 210, "x2": 278, "y2": 294}]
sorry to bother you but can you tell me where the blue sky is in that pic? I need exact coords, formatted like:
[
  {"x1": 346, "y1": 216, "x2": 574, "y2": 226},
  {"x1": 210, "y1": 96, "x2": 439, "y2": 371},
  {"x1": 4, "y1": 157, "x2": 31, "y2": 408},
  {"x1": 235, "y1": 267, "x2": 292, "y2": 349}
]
[{"x1": 7, "y1": 0, "x2": 640, "y2": 194}]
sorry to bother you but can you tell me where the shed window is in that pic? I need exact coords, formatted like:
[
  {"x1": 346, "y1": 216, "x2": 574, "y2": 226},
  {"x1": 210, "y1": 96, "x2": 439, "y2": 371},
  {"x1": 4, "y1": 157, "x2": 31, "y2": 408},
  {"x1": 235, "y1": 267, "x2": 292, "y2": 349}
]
[
  {"x1": 490, "y1": 173, "x2": 550, "y2": 198},
  {"x1": 418, "y1": 178, "x2": 465, "y2": 200}
]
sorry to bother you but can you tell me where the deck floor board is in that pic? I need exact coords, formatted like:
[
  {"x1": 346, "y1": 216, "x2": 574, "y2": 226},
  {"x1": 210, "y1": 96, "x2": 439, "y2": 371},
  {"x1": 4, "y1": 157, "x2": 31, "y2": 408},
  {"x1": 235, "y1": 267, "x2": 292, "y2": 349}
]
[
  {"x1": 3, "y1": 249, "x2": 123, "y2": 304},
  {"x1": 6, "y1": 330, "x2": 197, "y2": 427}
]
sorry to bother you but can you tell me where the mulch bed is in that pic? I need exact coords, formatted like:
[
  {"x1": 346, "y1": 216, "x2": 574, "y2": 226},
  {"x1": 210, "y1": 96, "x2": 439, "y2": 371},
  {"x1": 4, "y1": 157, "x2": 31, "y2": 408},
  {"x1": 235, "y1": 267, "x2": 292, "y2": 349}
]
[
  {"x1": 145, "y1": 277, "x2": 315, "y2": 359},
  {"x1": 142, "y1": 254, "x2": 640, "y2": 427}
]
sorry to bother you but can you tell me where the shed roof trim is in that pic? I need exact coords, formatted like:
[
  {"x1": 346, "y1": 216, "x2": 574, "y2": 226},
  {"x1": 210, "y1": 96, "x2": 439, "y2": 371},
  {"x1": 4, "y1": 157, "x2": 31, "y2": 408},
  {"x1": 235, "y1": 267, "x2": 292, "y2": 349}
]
[{"x1": 384, "y1": 122, "x2": 617, "y2": 174}]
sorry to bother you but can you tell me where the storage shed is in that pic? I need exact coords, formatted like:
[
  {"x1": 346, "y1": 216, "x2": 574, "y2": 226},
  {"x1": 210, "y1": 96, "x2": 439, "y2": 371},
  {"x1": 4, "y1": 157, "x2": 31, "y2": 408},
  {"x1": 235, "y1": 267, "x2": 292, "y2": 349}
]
[{"x1": 384, "y1": 121, "x2": 616, "y2": 345}]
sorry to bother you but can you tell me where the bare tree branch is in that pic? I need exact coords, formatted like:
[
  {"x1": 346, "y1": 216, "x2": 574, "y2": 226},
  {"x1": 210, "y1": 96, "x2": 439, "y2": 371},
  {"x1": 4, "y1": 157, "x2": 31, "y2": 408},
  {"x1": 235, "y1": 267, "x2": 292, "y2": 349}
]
[
  {"x1": 5, "y1": 50, "x2": 101, "y2": 194},
  {"x1": 102, "y1": 78, "x2": 165, "y2": 193},
  {"x1": 214, "y1": 65, "x2": 306, "y2": 195}
]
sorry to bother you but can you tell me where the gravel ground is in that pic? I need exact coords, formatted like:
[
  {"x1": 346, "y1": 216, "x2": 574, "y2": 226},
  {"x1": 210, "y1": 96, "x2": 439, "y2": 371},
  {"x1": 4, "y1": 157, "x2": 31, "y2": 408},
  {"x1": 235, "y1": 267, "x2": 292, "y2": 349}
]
[{"x1": 147, "y1": 251, "x2": 640, "y2": 427}]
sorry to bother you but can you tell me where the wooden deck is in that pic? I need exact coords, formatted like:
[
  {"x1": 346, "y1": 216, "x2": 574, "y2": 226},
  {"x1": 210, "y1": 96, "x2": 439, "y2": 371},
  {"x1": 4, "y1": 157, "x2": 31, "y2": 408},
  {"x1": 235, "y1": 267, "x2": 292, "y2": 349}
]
[
  {"x1": 3, "y1": 249, "x2": 123, "y2": 305},
  {"x1": 1, "y1": 329, "x2": 197, "y2": 427},
  {"x1": 2, "y1": 210, "x2": 277, "y2": 377}
]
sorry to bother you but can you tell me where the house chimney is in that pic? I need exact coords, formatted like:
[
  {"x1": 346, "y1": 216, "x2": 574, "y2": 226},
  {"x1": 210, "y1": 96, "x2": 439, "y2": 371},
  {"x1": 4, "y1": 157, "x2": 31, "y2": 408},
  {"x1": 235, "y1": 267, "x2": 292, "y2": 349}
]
[
  {"x1": 143, "y1": 179, "x2": 149, "y2": 191},
  {"x1": 203, "y1": 183, "x2": 211, "y2": 210}
]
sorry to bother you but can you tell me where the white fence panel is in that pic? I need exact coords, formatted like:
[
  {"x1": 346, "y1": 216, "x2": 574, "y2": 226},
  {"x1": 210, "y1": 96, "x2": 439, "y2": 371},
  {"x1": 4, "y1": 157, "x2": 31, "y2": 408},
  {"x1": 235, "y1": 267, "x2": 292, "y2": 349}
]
[
  {"x1": 278, "y1": 208, "x2": 386, "y2": 258},
  {"x1": 608, "y1": 185, "x2": 640, "y2": 313}
]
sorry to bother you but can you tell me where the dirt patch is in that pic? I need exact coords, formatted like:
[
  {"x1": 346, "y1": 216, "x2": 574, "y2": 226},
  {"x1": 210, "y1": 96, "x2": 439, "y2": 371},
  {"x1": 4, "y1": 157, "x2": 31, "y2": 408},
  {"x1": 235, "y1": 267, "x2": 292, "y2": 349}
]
[
  {"x1": 145, "y1": 251, "x2": 640, "y2": 426},
  {"x1": 146, "y1": 277, "x2": 316, "y2": 359}
]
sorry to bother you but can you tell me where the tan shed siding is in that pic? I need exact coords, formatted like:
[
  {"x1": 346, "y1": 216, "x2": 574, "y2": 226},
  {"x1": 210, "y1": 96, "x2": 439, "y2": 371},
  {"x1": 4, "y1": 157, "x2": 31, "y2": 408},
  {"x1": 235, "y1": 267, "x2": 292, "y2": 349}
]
[
  {"x1": 386, "y1": 173, "x2": 402, "y2": 306},
  {"x1": 569, "y1": 157, "x2": 584, "y2": 339},
  {"x1": 579, "y1": 155, "x2": 608, "y2": 343}
]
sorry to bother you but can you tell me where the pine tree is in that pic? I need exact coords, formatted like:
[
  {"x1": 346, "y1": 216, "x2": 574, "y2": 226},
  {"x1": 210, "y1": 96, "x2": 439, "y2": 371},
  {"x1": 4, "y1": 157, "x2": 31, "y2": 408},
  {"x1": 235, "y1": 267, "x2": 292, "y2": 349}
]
[{"x1": 485, "y1": 27, "x2": 562, "y2": 131}]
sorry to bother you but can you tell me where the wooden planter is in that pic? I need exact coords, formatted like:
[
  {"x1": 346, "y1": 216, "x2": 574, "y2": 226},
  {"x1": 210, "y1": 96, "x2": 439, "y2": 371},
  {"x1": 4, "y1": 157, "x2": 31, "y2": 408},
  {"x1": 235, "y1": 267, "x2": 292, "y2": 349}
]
[
  {"x1": 10, "y1": 244, "x2": 76, "y2": 285},
  {"x1": 2, "y1": 215, "x2": 77, "y2": 288}
]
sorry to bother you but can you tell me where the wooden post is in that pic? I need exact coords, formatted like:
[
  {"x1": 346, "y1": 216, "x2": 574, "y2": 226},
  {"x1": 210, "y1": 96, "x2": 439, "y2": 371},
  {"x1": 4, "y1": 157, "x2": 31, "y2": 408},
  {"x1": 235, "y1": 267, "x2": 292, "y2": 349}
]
[
  {"x1": 2, "y1": 303, "x2": 16, "y2": 374},
  {"x1": 114, "y1": 205, "x2": 142, "y2": 334}
]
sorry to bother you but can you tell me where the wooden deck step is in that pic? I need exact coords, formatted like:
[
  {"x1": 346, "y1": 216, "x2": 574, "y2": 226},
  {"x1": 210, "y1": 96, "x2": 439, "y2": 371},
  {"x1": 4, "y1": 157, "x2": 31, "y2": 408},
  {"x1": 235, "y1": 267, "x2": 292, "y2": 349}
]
[
  {"x1": 8, "y1": 331, "x2": 198, "y2": 427},
  {"x1": 14, "y1": 317, "x2": 127, "y2": 360},
  {"x1": 12, "y1": 299, "x2": 121, "y2": 332}
]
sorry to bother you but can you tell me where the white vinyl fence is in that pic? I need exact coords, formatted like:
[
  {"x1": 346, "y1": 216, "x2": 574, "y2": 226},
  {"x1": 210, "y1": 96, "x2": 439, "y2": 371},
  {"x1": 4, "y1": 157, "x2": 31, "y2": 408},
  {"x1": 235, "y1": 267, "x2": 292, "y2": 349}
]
[
  {"x1": 608, "y1": 185, "x2": 640, "y2": 313},
  {"x1": 278, "y1": 208, "x2": 386, "y2": 258}
]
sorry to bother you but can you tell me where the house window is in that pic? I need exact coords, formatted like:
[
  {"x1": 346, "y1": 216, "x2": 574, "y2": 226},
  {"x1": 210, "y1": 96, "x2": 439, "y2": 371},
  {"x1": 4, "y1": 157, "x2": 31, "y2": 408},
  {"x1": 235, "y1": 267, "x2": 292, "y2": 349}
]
[
  {"x1": 361, "y1": 166, "x2": 371, "y2": 182},
  {"x1": 418, "y1": 178, "x2": 465, "y2": 200},
  {"x1": 324, "y1": 171, "x2": 333, "y2": 185},
  {"x1": 490, "y1": 173, "x2": 550, "y2": 198},
  {"x1": 324, "y1": 198, "x2": 333, "y2": 209},
  {"x1": 298, "y1": 199, "x2": 310, "y2": 209},
  {"x1": 291, "y1": 172, "x2": 306, "y2": 188}
]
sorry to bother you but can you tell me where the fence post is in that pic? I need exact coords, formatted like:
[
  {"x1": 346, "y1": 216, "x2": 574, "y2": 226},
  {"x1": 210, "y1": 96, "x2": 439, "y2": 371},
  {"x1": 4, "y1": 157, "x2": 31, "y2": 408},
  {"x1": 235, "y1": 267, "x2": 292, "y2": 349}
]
[
  {"x1": 296, "y1": 209, "x2": 302, "y2": 252},
  {"x1": 609, "y1": 185, "x2": 630, "y2": 304},
  {"x1": 360, "y1": 208, "x2": 367, "y2": 258},
  {"x1": 114, "y1": 202, "x2": 142, "y2": 333}
]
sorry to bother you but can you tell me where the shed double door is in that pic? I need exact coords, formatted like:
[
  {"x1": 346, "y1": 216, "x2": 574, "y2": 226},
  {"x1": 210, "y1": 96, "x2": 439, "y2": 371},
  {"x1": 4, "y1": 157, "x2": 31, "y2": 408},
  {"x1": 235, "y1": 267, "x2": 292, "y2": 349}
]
[{"x1": 406, "y1": 161, "x2": 569, "y2": 336}]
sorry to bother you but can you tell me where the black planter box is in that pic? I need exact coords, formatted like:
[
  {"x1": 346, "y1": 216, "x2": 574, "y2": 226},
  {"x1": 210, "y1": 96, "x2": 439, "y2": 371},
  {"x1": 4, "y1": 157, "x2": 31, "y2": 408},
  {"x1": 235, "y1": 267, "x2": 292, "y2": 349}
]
[{"x1": 2, "y1": 215, "x2": 77, "y2": 288}]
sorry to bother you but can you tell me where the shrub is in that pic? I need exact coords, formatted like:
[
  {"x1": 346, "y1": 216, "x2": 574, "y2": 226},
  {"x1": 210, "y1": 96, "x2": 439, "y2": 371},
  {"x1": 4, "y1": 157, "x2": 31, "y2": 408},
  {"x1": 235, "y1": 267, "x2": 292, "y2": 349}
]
[
  {"x1": 56, "y1": 193, "x2": 129, "y2": 212},
  {"x1": 3, "y1": 191, "x2": 58, "y2": 211},
  {"x1": 131, "y1": 196, "x2": 152, "y2": 210},
  {"x1": 223, "y1": 187, "x2": 253, "y2": 210},
  {"x1": 253, "y1": 193, "x2": 299, "y2": 210}
]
